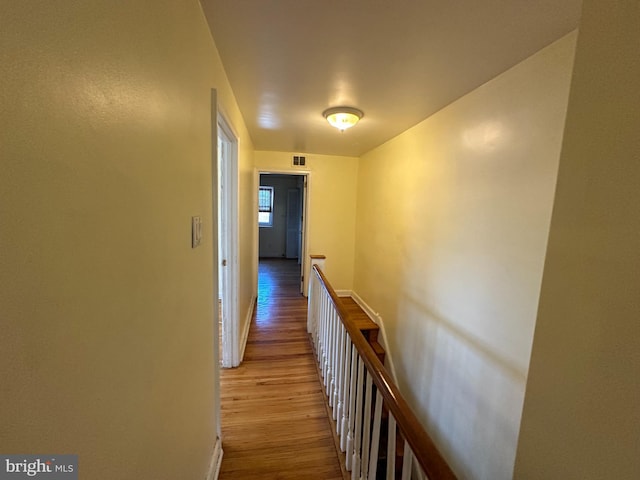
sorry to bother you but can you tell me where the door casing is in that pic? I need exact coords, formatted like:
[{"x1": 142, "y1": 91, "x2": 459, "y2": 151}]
[{"x1": 255, "y1": 169, "x2": 310, "y2": 295}]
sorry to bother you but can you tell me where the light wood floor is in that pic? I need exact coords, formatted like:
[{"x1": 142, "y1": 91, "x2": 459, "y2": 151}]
[{"x1": 219, "y1": 259, "x2": 345, "y2": 479}]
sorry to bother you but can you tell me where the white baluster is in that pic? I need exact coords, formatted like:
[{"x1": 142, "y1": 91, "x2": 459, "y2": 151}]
[
  {"x1": 316, "y1": 285, "x2": 324, "y2": 362},
  {"x1": 368, "y1": 389, "x2": 383, "y2": 479},
  {"x1": 401, "y1": 441, "x2": 413, "y2": 480},
  {"x1": 334, "y1": 323, "x2": 345, "y2": 425},
  {"x1": 361, "y1": 373, "x2": 373, "y2": 480},
  {"x1": 346, "y1": 344, "x2": 357, "y2": 471},
  {"x1": 386, "y1": 414, "x2": 397, "y2": 480},
  {"x1": 333, "y1": 316, "x2": 344, "y2": 416},
  {"x1": 351, "y1": 356, "x2": 365, "y2": 480},
  {"x1": 307, "y1": 273, "x2": 315, "y2": 334},
  {"x1": 321, "y1": 293, "x2": 329, "y2": 384},
  {"x1": 334, "y1": 311, "x2": 341, "y2": 408},
  {"x1": 329, "y1": 306, "x2": 337, "y2": 401},
  {"x1": 317, "y1": 292, "x2": 323, "y2": 365},
  {"x1": 326, "y1": 307, "x2": 335, "y2": 402},
  {"x1": 340, "y1": 333, "x2": 352, "y2": 450},
  {"x1": 324, "y1": 302, "x2": 331, "y2": 393},
  {"x1": 314, "y1": 278, "x2": 320, "y2": 346},
  {"x1": 316, "y1": 287, "x2": 322, "y2": 359}
]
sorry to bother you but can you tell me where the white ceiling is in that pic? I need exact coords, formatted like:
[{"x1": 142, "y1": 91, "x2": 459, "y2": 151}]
[{"x1": 201, "y1": 1, "x2": 582, "y2": 157}]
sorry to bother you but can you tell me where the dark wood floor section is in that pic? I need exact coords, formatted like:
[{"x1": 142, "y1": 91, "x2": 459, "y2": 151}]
[{"x1": 219, "y1": 259, "x2": 345, "y2": 479}]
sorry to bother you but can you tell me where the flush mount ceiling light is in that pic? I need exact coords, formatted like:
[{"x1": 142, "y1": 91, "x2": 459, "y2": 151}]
[{"x1": 322, "y1": 106, "x2": 364, "y2": 132}]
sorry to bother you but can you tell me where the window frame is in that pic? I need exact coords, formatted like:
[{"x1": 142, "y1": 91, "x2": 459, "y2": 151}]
[{"x1": 258, "y1": 186, "x2": 274, "y2": 227}]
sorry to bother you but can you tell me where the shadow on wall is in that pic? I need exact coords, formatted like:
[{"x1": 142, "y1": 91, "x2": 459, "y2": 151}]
[{"x1": 393, "y1": 294, "x2": 526, "y2": 480}]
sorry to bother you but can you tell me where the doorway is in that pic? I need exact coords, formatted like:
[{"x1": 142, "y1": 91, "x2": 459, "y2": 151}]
[
  {"x1": 258, "y1": 173, "x2": 308, "y2": 295},
  {"x1": 217, "y1": 114, "x2": 239, "y2": 368}
]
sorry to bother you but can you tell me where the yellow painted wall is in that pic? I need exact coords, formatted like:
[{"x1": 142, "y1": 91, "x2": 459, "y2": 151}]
[
  {"x1": 353, "y1": 33, "x2": 577, "y2": 478},
  {"x1": 239, "y1": 137, "x2": 258, "y2": 335},
  {"x1": 0, "y1": 1, "x2": 253, "y2": 478},
  {"x1": 254, "y1": 151, "x2": 359, "y2": 291},
  {"x1": 515, "y1": 1, "x2": 640, "y2": 478}
]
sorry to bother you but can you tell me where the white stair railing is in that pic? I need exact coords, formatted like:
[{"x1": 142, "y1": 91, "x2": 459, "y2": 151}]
[{"x1": 307, "y1": 264, "x2": 457, "y2": 480}]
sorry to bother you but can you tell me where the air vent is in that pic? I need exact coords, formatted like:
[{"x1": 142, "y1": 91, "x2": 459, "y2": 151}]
[{"x1": 292, "y1": 155, "x2": 306, "y2": 167}]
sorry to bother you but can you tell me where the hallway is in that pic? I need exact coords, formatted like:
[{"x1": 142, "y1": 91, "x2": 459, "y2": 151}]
[{"x1": 219, "y1": 259, "x2": 345, "y2": 479}]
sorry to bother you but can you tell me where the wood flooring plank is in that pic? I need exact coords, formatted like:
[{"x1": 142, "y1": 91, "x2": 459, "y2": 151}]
[{"x1": 219, "y1": 259, "x2": 346, "y2": 480}]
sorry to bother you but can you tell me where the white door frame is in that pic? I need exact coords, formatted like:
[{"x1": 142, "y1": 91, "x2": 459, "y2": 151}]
[
  {"x1": 255, "y1": 169, "x2": 310, "y2": 295},
  {"x1": 209, "y1": 90, "x2": 221, "y2": 442},
  {"x1": 218, "y1": 112, "x2": 240, "y2": 368}
]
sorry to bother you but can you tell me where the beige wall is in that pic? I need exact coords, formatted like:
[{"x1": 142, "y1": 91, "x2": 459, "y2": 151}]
[
  {"x1": 515, "y1": 1, "x2": 640, "y2": 478},
  {"x1": 254, "y1": 151, "x2": 359, "y2": 291},
  {"x1": 353, "y1": 33, "x2": 577, "y2": 479},
  {"x1": 0, "y1": 1, "x2": 252, "y2": 479}
]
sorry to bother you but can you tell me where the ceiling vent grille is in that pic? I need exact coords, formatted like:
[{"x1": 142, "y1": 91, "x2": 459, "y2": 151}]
[{"x1": 292, "y1": 155, "x2": 306, "y2": 167}]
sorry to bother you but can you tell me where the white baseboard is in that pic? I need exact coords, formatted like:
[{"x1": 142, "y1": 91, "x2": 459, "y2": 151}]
[
  {"x1": 335, "y1": 289, "x2": 353, "y2": 297},
  {"x1": 206, "y1": 437, "x2": 223, "y2": 480},
  {"x1": 349, "y1": 291, "x2": 379, "y2": 325},
  {"x1": 349, "y1": 291, "x2": 398, "y2": 383},
  {"x1": 238, "y1": 295, "x2": 256, "y2": 364}
]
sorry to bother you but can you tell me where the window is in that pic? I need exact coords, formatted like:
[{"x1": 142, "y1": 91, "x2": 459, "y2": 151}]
[{"x1": 258, "y1": 186, "x2": 274, "y2": 227}]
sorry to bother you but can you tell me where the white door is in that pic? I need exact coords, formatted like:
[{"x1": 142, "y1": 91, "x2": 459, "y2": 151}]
[
  {"x1": 218, "y1": 115, "x2": 239, "y2": 368},
  {"x1": 217, "y1": 136, "x2": 226, "y2": 363}
]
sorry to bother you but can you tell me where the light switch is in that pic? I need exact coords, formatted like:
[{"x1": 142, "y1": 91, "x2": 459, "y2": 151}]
[{"x1": 192, "y1": 216, "x2": 202, "y2": 248}]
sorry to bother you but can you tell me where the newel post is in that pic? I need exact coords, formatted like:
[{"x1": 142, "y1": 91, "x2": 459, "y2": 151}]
[
  {"x1": 307, "y1": 255, "x2": 326, "y2": 334},
  {"x1": 309, "y1": 254, "x2": 326, "y2": 272}
]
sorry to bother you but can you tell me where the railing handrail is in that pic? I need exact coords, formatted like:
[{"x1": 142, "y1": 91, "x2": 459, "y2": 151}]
[{"x1": 312, "y1": 264, "x2": 457, "y2": 480}]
